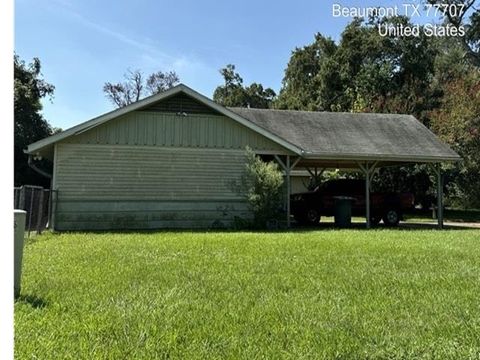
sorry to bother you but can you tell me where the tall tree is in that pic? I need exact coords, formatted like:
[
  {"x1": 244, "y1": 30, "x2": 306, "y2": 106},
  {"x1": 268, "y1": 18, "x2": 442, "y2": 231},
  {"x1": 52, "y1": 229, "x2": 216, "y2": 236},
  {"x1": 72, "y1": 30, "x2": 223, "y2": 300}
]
[
  {"x1": 275, "y1": 35, "x2": 338, "y2": 111},
  {"x1": 276, "y1": 16, "x2": 440, "y2": 122},
  {"x1": 276, "y1": 16, "x2": 442, "y2": 207},
  {"x1": 14, "y1": 55, "x2": 55, "y2": 187},
  {"x1": 103, "y1": 69, "x2": 179, "y2": 108},
  {"x1": 426, "y1": 0, "x2": 480, "y2": 66},
  {"x1": 213, "y1": 64, "x2": 276, "y2": 108},
  {"x1": 430, "y1": 69, "x2": 480, "y2": 207}
]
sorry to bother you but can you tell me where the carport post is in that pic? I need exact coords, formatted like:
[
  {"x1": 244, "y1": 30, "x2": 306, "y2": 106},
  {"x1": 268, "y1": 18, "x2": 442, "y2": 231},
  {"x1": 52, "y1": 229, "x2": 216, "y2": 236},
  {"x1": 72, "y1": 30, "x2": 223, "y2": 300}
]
[
  {"x1": 366, "y1": 166, "x2": 370, "y2": 228},
  {"x1": 433, "y1": 164, "x2": 444, "y2": 229},
  {"x1": 358, "y1": 161, "x2": 378, "y2": 229},
  {"x1": 274, "y1": 155, "x2": 300, "y2": 228},
  {"x1": 286, "y1": 156, "x2": 291, "y2": 228}
]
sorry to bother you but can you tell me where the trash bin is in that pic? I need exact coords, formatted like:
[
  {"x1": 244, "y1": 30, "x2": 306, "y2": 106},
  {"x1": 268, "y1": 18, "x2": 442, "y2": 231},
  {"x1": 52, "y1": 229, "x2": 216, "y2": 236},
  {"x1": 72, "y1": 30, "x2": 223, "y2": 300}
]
[
  {"x1": 333, "y1": 196, "x2": 354, "y2": 228},
  {"x1": 14, "y1": 210, "x2": 27, "y2": 298}
]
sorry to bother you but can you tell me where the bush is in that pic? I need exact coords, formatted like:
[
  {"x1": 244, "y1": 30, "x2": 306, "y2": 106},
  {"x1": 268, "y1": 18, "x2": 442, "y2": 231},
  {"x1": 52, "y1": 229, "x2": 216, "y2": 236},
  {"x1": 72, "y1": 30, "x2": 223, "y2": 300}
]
[{"x1": 235, "y1": 148, "x2": 284, "y2": 228}]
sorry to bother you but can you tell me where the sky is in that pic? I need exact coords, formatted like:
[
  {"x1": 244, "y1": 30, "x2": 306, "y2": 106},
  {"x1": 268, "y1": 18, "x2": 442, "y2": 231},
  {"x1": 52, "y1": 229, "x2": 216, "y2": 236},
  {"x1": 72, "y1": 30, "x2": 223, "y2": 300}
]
[{"x1": 16, "y1": 0, "x2": 433, "y2": 130}]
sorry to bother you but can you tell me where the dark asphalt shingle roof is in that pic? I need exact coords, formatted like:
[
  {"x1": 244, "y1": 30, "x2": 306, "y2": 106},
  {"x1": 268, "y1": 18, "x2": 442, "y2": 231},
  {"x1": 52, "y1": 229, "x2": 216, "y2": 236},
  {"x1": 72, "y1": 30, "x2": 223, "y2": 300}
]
[{"x1": 228, "y1": 107, "x2": 460, "y2": 161}]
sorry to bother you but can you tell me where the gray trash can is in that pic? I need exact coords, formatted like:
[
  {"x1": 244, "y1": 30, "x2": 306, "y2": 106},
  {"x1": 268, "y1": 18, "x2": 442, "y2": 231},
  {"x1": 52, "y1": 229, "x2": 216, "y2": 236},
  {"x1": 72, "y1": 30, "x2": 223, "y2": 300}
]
[
  {"x1": 14, "y1": 210, "x2": 27, "y2": 298},
  {"x1": 333, "y1": 196, "x2": 354, "y2": 228}
]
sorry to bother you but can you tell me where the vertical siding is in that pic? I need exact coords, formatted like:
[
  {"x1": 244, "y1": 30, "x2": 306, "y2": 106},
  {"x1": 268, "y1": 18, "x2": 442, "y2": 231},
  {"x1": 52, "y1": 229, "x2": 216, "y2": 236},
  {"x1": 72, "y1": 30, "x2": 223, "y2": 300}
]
[
  {"x1": 54, "y1": 144, "x2": 251, "y2": 230},
  {"x1": 62, "y1": 111, "x2": 286, "y2": 151}
]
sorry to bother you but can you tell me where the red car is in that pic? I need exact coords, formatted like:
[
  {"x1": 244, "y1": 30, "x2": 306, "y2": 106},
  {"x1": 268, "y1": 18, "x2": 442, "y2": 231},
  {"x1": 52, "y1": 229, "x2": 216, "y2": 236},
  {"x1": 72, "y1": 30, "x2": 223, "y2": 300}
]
[{"x1": 291, "y1": 179, "x2": 415, "y2": 226}]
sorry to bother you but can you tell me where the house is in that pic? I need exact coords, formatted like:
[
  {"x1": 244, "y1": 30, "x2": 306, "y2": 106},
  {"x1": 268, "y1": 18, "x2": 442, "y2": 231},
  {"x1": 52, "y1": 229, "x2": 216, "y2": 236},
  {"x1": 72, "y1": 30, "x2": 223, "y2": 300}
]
[{"x1": 26, "y1": 84, "x2": 460, "y2": 230}]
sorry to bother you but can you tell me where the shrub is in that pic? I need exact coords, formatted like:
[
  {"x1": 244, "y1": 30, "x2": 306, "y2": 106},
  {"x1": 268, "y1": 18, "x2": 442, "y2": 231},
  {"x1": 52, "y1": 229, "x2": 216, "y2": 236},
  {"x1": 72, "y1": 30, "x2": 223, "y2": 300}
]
[{"x1": 235, "y1": 148, "x2": 284, "y2": 228}]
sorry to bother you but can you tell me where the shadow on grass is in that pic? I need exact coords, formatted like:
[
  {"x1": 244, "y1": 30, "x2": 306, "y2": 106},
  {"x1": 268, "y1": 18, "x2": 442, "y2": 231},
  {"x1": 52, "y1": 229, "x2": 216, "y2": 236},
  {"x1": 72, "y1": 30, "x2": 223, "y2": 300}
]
[
  {"x1": 48, "y1": 209, "x2": 480, "y2": 236},
  {"x1": 15, "y1": 294, "x2": 47, "y2": 309}
]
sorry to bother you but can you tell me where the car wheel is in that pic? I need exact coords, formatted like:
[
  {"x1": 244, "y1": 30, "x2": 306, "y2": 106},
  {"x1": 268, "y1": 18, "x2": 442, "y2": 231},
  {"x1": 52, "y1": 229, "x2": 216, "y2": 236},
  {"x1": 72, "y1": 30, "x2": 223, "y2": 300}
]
[
  {"x1": 305, "y1": 208, "x2": 321, "y2": 225},
  {"x1": 383, "y1": 209, "x2": 400, "y2": 227}
]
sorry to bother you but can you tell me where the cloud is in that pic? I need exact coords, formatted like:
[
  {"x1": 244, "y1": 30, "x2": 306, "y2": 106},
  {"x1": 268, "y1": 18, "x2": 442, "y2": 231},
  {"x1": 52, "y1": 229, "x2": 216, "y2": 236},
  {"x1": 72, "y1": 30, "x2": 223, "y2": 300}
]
[
  {"x1": 59, "y1": 7, "x2": 175, "y2": 61},
  {"x1": 49, "y1": 0, "x2": 217, "y2": 82}
]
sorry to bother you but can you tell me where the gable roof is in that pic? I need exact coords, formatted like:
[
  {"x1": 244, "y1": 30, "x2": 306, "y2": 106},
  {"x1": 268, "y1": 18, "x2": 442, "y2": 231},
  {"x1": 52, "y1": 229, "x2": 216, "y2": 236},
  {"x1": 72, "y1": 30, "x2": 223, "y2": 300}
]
[
  {"x1": 228, "y1": 107, "x2": 461, "y2": 162},
  {"x1": 26, "y1": 84, "x2": 303, "y2": 156},
  {"x1": 27, "y1": 83, "x2": 460, "y2": 164}
]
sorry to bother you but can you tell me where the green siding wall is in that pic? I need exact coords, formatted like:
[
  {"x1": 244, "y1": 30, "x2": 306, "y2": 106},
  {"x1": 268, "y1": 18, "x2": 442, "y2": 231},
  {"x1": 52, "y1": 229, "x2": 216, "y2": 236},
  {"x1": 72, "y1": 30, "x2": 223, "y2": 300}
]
[
  {"x1": 54, "y1": 110, "x2": 291, "y2": 230},
  {"x1": 54, "y1": 144, "x2": 251, "y2": 230},
  {"x1": 62, "y1": 111, "x2": 285, "y2": 151}
]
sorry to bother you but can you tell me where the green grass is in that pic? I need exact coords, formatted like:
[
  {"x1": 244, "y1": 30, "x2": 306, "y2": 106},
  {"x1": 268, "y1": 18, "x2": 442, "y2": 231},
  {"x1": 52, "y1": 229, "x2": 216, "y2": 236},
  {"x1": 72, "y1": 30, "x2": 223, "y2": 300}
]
[
  {"x1": 15, "y1": 230, "x2": 480, "y2": 359},
  {"x1": 405, "y1": 209, "x2": 480, "y2": 223}
]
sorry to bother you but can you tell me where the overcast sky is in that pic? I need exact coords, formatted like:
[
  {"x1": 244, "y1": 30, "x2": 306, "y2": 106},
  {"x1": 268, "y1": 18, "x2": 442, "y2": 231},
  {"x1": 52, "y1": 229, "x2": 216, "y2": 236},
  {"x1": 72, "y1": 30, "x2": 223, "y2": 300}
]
[{"x1": 16, "y1": 0, "x2": 436, "y2": 129}]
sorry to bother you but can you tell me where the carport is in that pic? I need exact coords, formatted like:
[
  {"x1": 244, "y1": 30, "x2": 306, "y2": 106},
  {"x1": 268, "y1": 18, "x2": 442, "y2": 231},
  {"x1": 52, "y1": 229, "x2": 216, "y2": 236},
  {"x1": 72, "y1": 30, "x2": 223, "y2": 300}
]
[{"x1": 228, "y1": 108, "x2": 462, "y2": 229}]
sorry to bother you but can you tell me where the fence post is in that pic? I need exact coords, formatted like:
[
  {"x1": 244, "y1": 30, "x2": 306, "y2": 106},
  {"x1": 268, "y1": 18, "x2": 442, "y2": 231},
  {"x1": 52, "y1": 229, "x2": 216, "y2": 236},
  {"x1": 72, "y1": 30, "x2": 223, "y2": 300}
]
[
  {"x1": 27, "y1": 188, "x2": 34, "y2": 238},
  {"x1": 36, "y1": 190, "x2": 45, "y2": 234},
  {"x1": 19, "y1": 186, "x2": 25, "y2": 210},
  {"x1": 47, "y1": 189, "x2": 52, "y2": 229},
  {"x1": 14, "y1": 188, "x2": 19, "y2": 208},
  {"x1": 51, "y1": 190, "x2": 58, "y2": 231}
]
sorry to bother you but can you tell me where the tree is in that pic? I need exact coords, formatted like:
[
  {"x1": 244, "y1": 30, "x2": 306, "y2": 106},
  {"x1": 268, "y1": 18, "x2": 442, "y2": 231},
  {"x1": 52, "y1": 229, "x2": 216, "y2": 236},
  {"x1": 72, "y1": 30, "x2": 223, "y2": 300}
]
[
  {"x1": 276, "y1": 16, "x2": 440, "y2": 121},
  {"x1": 430, "y1": 70, "x2": 480, "y2": 207},
  {"x1": 276, "y1": 16, "x2": 446, "y2": 207},
  {"x1": 273, "y1": 35, "x2": 337, "y2": 111},
  {"x1": 213, "y1": 64, "x2": 276, "y2": 108},
  {"x1": 426, "y1": 0, "x2": 480, "y2": 66},
  {"x1": 14, "y1": 55, "x2": 55, "y2": 187},
  {"x1": 103, "y1": 69, "x2": 179, "y2": 108}
]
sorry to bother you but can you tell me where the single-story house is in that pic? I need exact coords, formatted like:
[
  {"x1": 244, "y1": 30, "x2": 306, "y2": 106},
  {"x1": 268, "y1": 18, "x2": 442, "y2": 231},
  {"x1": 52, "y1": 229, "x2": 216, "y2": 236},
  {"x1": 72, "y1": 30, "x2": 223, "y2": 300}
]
[{"x1": 26, "y1": 84, "x2": 460, "y2": 230}]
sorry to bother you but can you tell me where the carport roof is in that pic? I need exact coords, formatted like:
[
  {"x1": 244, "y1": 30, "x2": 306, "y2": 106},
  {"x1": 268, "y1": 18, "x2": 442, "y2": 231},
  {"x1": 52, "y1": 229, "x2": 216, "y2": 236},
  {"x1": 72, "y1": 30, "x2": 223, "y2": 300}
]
[{"x1": 228, "y1": 107, "x2": 461, "y2": 163}]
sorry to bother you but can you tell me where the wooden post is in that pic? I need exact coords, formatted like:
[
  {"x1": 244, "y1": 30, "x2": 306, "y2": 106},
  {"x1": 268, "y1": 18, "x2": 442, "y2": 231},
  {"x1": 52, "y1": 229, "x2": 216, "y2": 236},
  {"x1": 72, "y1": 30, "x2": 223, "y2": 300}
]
[
  {"x1": 19, "y1": 186, "x2": 25, "y2": 210},
  {"x1": 436, "y1": 164, "x2": 444, "y2": 229},
  {"x1": 47, "y1": 189, "x2": 53, "y2": 229},
  {"x1": 286, "y1": 156, "x2": 291, "y2": 228},
  {"x1": 274, "y1": 155, "x2": 300, "y2": 228},
  {"x1": 365, "y1": 163, "x2": 371, "y2": 229},
  {"x1": 51, "y1": 190, "x2": 58, "y2": 231},
  {"x1": 36, "y1": 190, "x2": 45, "y2": 234},
  {"x1": 14, "y1": 188, "x2": 19, "y2": 208},
  {"x1": 358, "y1": 161, "x2": 378, "y2": 229},
  {"x1": 27, "y1": 188, "x2": 34, "y2": 238}
]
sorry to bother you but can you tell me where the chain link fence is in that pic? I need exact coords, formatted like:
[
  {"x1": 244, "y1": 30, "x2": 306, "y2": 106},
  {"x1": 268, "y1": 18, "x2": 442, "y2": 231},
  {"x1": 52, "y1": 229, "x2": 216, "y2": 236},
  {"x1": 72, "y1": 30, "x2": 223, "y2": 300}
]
[{"x1": 14, "y1": 185, "x2": 57, "y2": 237}]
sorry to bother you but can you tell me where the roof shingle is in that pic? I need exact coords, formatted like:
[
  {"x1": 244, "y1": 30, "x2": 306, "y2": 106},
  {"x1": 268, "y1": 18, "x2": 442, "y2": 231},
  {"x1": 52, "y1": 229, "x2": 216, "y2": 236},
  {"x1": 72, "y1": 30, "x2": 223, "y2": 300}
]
[{"x1": 228, "y1": 107, "x2": 460, "y2": 161}]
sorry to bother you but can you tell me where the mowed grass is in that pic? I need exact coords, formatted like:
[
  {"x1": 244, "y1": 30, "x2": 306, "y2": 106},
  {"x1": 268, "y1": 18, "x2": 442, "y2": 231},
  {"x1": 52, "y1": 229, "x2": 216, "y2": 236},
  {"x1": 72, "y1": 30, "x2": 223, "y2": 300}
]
[
  {"x1": 15, "y1": 230, "x2": 480, "y2": 359},
  {"x1": 406, "y1": 209, "x2": 480, "y2": 224}
]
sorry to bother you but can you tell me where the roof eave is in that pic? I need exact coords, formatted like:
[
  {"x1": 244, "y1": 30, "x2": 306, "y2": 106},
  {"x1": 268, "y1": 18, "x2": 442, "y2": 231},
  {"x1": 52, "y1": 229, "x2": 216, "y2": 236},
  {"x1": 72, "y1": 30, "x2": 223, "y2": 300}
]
[
  {"x1": 302, "y1": 152, "x2": 462, "y2": 163},
  {"x1": 26, "y1": 84, "x2": 190, "y2": 154}
]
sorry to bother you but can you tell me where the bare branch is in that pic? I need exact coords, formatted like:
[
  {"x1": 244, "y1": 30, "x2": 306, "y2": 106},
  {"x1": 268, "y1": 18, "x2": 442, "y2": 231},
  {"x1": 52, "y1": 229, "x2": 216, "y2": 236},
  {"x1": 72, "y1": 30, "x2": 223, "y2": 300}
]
[{"x1": 103, "y1": 69, "x2": 180, "y2": 108}]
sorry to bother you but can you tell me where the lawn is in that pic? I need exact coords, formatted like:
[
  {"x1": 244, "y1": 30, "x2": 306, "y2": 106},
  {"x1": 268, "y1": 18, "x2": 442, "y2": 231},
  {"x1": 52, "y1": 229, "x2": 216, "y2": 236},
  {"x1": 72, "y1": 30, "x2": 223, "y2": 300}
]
[
  {"x1": 15, "y1": 230, "x2": 480, "y2": 359},
  {"x1": 405, "y1": 208, "x2": 480, "y2": 223}
]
